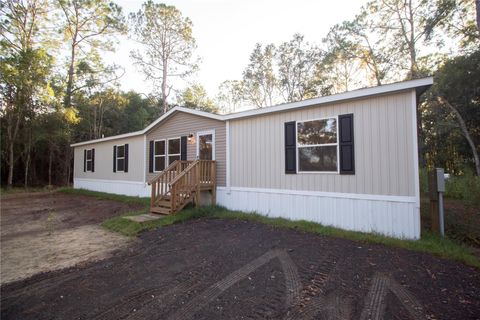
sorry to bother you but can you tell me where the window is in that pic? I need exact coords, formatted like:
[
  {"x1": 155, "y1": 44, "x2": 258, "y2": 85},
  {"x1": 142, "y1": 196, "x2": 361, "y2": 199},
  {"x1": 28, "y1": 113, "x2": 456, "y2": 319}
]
[
  {"x1": 86, "y1": 149, "x2": 93, "y2": 171},
  {"x1": 116, "y1": 145, "x2": 125, "y2": 171},
  {"x1": 154, "y1": 140, "x2": 166, "y2": 172},
  {"x1": 297, "y1": 118, "x2": 338, "y2": 172},
  {"x1": 168, "y1": 138, "x2": 181, "y2": 165}
]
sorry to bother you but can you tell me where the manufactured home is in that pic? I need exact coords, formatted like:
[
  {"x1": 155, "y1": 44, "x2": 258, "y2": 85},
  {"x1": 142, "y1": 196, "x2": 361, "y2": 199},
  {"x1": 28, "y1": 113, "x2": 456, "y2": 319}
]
[{"x1": 71, "y1": 77, "x2": 433, "y2": 239}]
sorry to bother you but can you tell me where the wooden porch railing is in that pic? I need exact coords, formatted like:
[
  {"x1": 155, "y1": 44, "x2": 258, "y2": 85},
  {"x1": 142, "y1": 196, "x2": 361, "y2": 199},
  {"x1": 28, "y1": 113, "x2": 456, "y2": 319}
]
[
  {"x1": 148, "y1": 160, "x2": 216, "y2": 214},
  {"x1": 148, "y1": 160, "x2": 193, "y2": 208}
]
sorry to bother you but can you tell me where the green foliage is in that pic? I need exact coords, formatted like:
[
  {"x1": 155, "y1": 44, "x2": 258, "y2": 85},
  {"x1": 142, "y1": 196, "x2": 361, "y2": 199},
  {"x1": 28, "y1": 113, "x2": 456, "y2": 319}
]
[
  {"x1": 216, "y1": 80, "x2": 244, "y2": 114},
  {"x1": 277, "y1": 34, "x2": 328, "y2": 101},
  {"x1": 177, "y1": 83, "x2": 219, "y2": 114},
  {"x1": 421, "y1": 50, "x2": 480, "y2": 175},
  {"x1": 419, "y1": 167, "x2": 480, "y2": 206},
  {"x1": 444, "y1": 170, "x2": 480, "y2": 206}
]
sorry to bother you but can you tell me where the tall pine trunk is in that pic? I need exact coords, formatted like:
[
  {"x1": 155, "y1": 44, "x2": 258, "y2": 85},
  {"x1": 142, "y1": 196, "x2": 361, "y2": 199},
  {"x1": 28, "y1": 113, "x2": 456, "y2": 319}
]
[
  {"x1": 48, "y1": 145, "x2": 53, "y2": 186},
  {"x1": 161, "y1": 57, "x2": 168, "y2": 114},
  {"x1": 7, "y1": 141, "x2": 14, "y2": 188}
]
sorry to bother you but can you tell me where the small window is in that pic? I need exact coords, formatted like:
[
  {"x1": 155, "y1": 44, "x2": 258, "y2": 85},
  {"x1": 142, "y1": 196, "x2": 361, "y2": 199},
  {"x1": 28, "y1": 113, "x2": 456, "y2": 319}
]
[
  {"x1": 168, "y1": 138, "x2": 181, "y2": 165},
  {"x1": 86, "y1": 149, "x2": 93, "y2": 171},
  {"x1": 154, "y1": 140, "x2": 166, "y2": 172},
  {"x1": 116, "y1": 145, "x2": 125, "y2": 172},
  {"x1": 297, "y1": 118, "x2": 338, "y2": 172}
]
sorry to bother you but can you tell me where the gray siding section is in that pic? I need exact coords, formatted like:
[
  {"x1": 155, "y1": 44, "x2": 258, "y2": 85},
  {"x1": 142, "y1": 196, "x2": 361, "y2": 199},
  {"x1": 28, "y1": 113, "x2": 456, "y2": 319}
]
[
  {"x1": 74, "y1": 135, "x2": 145, "y2": 182},
  {"x1": 229, "y1": 90, "x2": 416, "y2": 197},
  {"x1": 145, "y1": 112, "x2": 226, "y2": 186}
]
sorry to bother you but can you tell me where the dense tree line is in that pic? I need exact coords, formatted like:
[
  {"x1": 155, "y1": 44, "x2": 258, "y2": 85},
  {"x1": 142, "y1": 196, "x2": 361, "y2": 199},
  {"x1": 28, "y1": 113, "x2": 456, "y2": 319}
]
[{"x1": 1, "y1": 0, "x2": 479, "y2": 189}]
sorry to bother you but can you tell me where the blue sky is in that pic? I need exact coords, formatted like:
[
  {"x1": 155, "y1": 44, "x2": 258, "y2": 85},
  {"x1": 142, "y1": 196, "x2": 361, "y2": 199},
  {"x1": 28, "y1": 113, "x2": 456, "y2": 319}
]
[{"x1": 109, "y1": 0, "x2": 365, "y2": 100}]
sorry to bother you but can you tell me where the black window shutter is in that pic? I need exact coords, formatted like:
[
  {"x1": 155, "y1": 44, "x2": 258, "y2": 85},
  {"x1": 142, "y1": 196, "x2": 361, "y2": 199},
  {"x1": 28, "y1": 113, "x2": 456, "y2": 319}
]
[
  {"x1": 83, "y1": 149, "x2": 86, "y2": 172},
  {"x1": 113, "y1": 145, "x2": 117, "y2": 172},
  {"x1": 91, "y1": 148, "x2": 95, "y2": 172},
  {"x1": 149, "y1": 140, "x2": 154, "y2": 173},
  {"x1": 124, "y1": 144, "x2": 129, "y2": 173},
  {"x1": 339, "y1": 113, "x2": 355, "y2": 174},
  {"x1": 181, "y1": 136, "x2": 187, "y2": 161},
  {"x1": 285, "y1": 121, "x2": 297, "y2": 174}
]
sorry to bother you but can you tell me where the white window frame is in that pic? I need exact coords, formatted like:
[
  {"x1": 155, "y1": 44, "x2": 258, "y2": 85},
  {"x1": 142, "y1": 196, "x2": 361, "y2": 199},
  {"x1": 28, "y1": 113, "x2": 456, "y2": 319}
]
[
  {"x1": 167, "y1": 137, "x2": 181, "y2": 165},
  {"x1": 196, "y1": 130, "x2": 216, "y2": 160},
  {"x1": 296, "y1": 116, "x2": 340, "y2": 174},
  {"x1": 86, "y1": 149, "x2": 93, "y2": 172},
  {"x1": 153, "y1": 139, "x2": 166, "y2": 172},
  {"x1": 116, "y1": 144, "x2": 126, "y2": 172}
]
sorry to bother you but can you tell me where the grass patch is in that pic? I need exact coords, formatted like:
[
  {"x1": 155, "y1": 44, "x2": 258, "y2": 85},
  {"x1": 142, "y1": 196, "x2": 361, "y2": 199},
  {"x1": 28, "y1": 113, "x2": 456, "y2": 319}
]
[
  {"x1": 0, "y1": 186, "x2": 56, "y2": 196},
  {"x1": 100, "y1": 204, "x2": 480, "y2": 268},
  {"x1": 58, "y1": 187, "x2": 150, "y2": 207}
]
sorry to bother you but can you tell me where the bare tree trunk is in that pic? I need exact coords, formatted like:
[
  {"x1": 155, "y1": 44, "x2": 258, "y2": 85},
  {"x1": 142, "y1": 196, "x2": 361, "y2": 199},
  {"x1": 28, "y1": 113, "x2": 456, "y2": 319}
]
[
  {"x1": 24, "y1": 134, "x2": 31, "y2": 188},
  {"x1": 6, "y1": 110, "x2": 22, "y2": 188},
  {"x1": 24, "y1": 152, "x2": 30, "y2": 188},
  {"x1": 7, "y1": 141, "x2": 14, "y2": 188},
  {"x1": 65, "y1": 42, "x2": 76, "y2": 109},
  {"x1": 64, "y1": 145, "x2": 72, "y2": 186},
  {"x1": 162, "y1": 58, "x2": 168, "y2": 114},
  {"x1": 407, "y1": 0, "x2": 418, "y2": 79},
  {"x1": 93, "y1": 99, "x2": 97, "y2": 138},
  {"x1": 476, "y1": 0, "x2": 480, "y2": 31},
  {"x1": 48, "y1": 145, "x2": 53, "y2": 186},
  {"x1": 440, "y1": 97, "x2": 480, "y2": 176}
]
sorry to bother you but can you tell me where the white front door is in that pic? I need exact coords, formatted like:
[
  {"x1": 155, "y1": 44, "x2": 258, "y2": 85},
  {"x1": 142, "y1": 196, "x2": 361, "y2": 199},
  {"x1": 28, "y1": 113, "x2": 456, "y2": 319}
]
[{"x1": 197, "y1": 130, "x2": 215, "y2": 160}]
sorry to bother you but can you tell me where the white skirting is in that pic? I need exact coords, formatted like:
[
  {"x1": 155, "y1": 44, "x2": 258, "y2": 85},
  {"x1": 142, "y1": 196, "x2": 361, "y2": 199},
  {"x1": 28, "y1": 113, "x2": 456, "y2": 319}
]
[
  {"x1": 74, "y1": 178, "x2": 151, "y2": 197},
  {"x1": 217, "y1": 187, "x2": 420, "y2": 239}
]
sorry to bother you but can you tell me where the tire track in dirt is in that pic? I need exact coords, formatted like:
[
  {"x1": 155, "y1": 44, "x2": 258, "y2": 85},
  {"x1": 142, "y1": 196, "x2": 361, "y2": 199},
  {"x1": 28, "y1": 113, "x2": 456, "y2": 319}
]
[
  {"x1": 283, "y1": 252, "x2": 352, "y2": 320},
  {"x1": 386, "y1": 275, "x2": 426, "y2": 320},
  {"x1": 359, "y1": 273, "x2": 389, "y2": 320},
  {"x1": 277, "y1": 250, "x2": 302, "y2": 307},
  {"x1": 91, "y1": 260, "x2": 211, "y2": 320},
  {"x1": 242, "y1": 250, "x2": 303, "y2": 319},
  {"x1": 166, "y1": 249, "x2": 301, "y2": 320},
  {"x1": 359, "y1": 273, "x2": 426, "y2": 320}
]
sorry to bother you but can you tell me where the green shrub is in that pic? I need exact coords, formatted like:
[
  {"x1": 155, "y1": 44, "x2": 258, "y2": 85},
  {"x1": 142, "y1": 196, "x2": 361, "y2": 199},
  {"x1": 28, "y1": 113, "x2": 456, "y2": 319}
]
[
  {"x1": 419, "y1": 167, "x2": 480, "y2": 206},
  {"x1": 445, "y1": 169, "x2": 480, "y2": 206},
  {"x1": 419, "y1": 168, "x2": 429, "y2": 196}
]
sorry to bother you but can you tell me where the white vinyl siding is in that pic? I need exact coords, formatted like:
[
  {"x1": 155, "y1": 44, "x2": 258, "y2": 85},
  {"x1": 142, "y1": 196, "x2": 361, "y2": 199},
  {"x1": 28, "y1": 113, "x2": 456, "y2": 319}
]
[
  {"x1": 74, "y1": 135, "x2": 144, "y2": 182},
  {"x1": 145, "y1": 112, "x2": 226, "y2": 186}
]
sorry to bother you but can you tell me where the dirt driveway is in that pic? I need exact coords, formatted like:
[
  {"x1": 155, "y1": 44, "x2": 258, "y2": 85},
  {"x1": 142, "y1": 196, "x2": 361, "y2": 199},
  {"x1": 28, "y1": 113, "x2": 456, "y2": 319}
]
[
  {"x1": 2, "y1": 218, "x2": 479, "y2": 319},
  {"x1": 0, "y1": 192, "x2": 142, "y2": 284}
]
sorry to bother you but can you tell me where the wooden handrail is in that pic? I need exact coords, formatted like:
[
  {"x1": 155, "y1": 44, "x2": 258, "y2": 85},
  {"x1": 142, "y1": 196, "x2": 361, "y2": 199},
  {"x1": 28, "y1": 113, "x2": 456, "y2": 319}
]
[
  {"x1": 150, "y1": 159, "x2": 216, "y2": 214},
  {"x1": 149, "y1": 160, "x2": 193, "y2": 208},
  {"x1": 147, "y1": 160, "x2": 179, "y2": 185},
  {"x1": 169, "y1": 160, "x2": 199, "y2": 186},
  {"x1": 169, "y1": 160, "x2": 216, "y2": 212}
]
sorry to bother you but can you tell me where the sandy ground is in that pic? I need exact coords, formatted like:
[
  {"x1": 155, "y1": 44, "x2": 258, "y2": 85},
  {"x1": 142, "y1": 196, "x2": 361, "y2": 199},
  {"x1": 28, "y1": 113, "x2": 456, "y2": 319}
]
[{"x1": 0, "y1": 192, "x2": 141, "y2": 285}]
